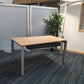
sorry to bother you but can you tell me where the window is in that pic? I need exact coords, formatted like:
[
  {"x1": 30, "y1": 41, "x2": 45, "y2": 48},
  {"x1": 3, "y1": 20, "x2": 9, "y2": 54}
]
[{"x1": 79, "y1": 3, "x2": 84, "y2": 32}]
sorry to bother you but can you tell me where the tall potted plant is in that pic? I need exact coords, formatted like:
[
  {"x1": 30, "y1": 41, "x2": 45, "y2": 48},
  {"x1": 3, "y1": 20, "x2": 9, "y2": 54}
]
[{"x1": 43, "y1": 12, "x2": 63, "y2": 37}]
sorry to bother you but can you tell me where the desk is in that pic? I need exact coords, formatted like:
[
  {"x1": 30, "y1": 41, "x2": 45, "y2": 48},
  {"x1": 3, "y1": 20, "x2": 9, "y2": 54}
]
[{"x1": 11, "y1": 35, "x2": 67, "y2": 76}]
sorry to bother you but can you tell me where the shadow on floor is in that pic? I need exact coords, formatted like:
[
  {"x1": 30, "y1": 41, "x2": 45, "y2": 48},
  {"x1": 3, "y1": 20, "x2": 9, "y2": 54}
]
[{"x1": 0, "y1": 54, "x2": 58, "y2": 78}]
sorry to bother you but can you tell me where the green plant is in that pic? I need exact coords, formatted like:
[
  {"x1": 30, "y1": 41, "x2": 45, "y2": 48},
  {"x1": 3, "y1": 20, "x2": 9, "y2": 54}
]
[{"x1": 43, "y1": 12, "x2": 63, "y2": 36}]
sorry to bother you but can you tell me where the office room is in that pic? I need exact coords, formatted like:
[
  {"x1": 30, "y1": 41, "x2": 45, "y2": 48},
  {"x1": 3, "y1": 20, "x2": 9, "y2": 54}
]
[{"x1": 0, "y1": 0, "x2": 84, "y2": 84}]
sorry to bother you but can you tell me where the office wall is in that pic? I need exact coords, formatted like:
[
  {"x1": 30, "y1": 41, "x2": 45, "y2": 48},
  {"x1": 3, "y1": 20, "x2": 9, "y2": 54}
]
[
  {"x1": 60, "y1": 3, "x2": 84, "y2": 53},
  {"x1": 0, "y1": 0, "x2": 13, "y2": 4}
]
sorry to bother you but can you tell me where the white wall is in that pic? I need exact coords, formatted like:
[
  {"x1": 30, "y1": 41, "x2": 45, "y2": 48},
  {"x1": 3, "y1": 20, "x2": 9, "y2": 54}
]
[
  {"x1": 60, "y1": 3, "x2": 84, "y2": 52},
  {"x1": 0, "y1": 0, "x2": 13, "y2": 4}
]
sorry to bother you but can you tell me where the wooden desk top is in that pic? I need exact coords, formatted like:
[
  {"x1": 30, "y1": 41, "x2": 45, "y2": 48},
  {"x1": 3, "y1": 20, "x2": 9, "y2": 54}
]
[{"x1": 11, "y1": 35, "x2": 67, "y2": 47}]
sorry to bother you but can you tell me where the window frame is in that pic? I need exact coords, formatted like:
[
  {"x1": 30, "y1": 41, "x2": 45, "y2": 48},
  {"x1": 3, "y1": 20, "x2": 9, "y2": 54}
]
[{"x1": 78, "y1": 3, "x2": 84, "y2": 32}]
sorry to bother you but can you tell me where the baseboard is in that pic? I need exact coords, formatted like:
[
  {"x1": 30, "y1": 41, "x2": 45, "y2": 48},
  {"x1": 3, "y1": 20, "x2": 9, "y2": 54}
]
[
  {"x1": 57, "y1": 48, "x2": 84, "y2": 55},
  {"x1": 1, "y1": 47, "x2": 84, "y2": 55}
]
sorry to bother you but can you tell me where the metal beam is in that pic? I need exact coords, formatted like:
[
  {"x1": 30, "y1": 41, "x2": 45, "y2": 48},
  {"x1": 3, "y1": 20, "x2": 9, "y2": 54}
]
[{"x1": 13, "y1": 0, "x2": 58, "y2": 4}]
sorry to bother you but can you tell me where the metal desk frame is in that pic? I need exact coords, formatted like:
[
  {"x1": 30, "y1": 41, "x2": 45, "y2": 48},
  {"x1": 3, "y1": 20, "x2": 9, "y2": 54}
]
[{"x1": 11, "y1": 37, "x2": 67, "y2": 76}]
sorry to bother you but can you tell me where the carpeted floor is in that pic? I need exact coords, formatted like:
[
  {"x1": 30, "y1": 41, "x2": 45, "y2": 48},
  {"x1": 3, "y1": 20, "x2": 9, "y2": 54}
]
[{"x1": 0, "y1": 49, "x2": 84, "y2": 84}]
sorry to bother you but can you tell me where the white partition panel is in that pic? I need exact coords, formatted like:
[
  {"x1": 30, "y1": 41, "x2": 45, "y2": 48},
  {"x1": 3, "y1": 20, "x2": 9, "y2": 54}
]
[
  {"x1": 0, "y1": 4, "x2": 29, "y2": 51},
  {"x1": 30, "y1": 6, "x2": 58, "y2": 36}
]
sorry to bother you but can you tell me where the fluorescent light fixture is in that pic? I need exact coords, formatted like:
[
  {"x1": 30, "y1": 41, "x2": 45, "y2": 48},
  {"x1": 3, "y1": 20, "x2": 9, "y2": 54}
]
[
  {"x1": 68, "y1": 2, "x2": 83, "y2": 5},
  {"x1": 62, "y1": 0, "x2": 83, "y2": 2},
  {"x1": 62, "y1": 0, "x2": 84, "y2": 4},
  {"x1": 57, "y1": 0, "x2": 83, "y2": 6}
]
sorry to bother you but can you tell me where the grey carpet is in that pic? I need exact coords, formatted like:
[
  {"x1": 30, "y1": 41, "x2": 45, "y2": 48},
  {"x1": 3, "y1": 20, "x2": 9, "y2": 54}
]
[{"x1": 0, "y1": 49, "x2": 84, "y2": 84}]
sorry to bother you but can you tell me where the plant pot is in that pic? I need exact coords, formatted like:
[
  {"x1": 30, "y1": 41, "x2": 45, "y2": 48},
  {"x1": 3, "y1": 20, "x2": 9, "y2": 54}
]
[
  {"x1": 50, "y1": 31, "x2": 58, "y2": 51},
  {"x1": 52, "y1": 31, "x2": 58, "y2": 37},
  {"x1": 55, "y1": 31, "x2": 58, "y2": 37}
]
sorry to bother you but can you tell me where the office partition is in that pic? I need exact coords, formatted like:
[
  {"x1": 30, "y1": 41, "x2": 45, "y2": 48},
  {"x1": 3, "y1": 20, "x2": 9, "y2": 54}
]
[
  {"x1": 0, "y1": 4, "x2": 29, "y2": 51},
  {"x1": 0, "y1": 4, "x2": 58, "y2": 52},
  {"x1": 30, "y1": 6, "x2": 58, "y2": 36}
]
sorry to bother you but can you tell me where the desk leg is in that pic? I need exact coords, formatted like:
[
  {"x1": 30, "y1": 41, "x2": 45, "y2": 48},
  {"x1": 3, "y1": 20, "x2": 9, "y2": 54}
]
[
  {"x1": 62, "y1": 41, "x2": 67, "y2": 64},
  {"x1": 60, "y1": 42, "x2": 63, "y2": 54},
  {"x1": 11, "y1": 40, "x2": 15, "y2": 62},
  {"x1": 21, "y1": 47, "x2": 24, "y2": 76}
]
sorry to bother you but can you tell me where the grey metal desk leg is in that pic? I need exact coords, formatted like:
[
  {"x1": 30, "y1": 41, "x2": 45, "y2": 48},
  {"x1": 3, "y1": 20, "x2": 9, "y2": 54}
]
[
  {"x1": 60, "y1": 42, "x2": 63, "y2": 54},
  {"x1": 11, "y1": 40, "x2": 15, "y2": 62},
  {"x1": 60, "y1": 36, "x2": 64, "y2": 54},
  {"x1": 21, "y1": 47, "x2": 24, "y2": 76},
  {"x1": 62, "y1": 41, "x2": 67, "y2": 64}
]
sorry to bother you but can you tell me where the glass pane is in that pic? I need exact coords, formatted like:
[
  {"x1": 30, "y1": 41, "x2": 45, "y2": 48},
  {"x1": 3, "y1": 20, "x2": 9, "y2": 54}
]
[
  {"x1": 79, "y1": 3, "x2": 84, "y2": 32},
  {"x1": 80, "y1": 5, "x2": 84, "y2": 30}
]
